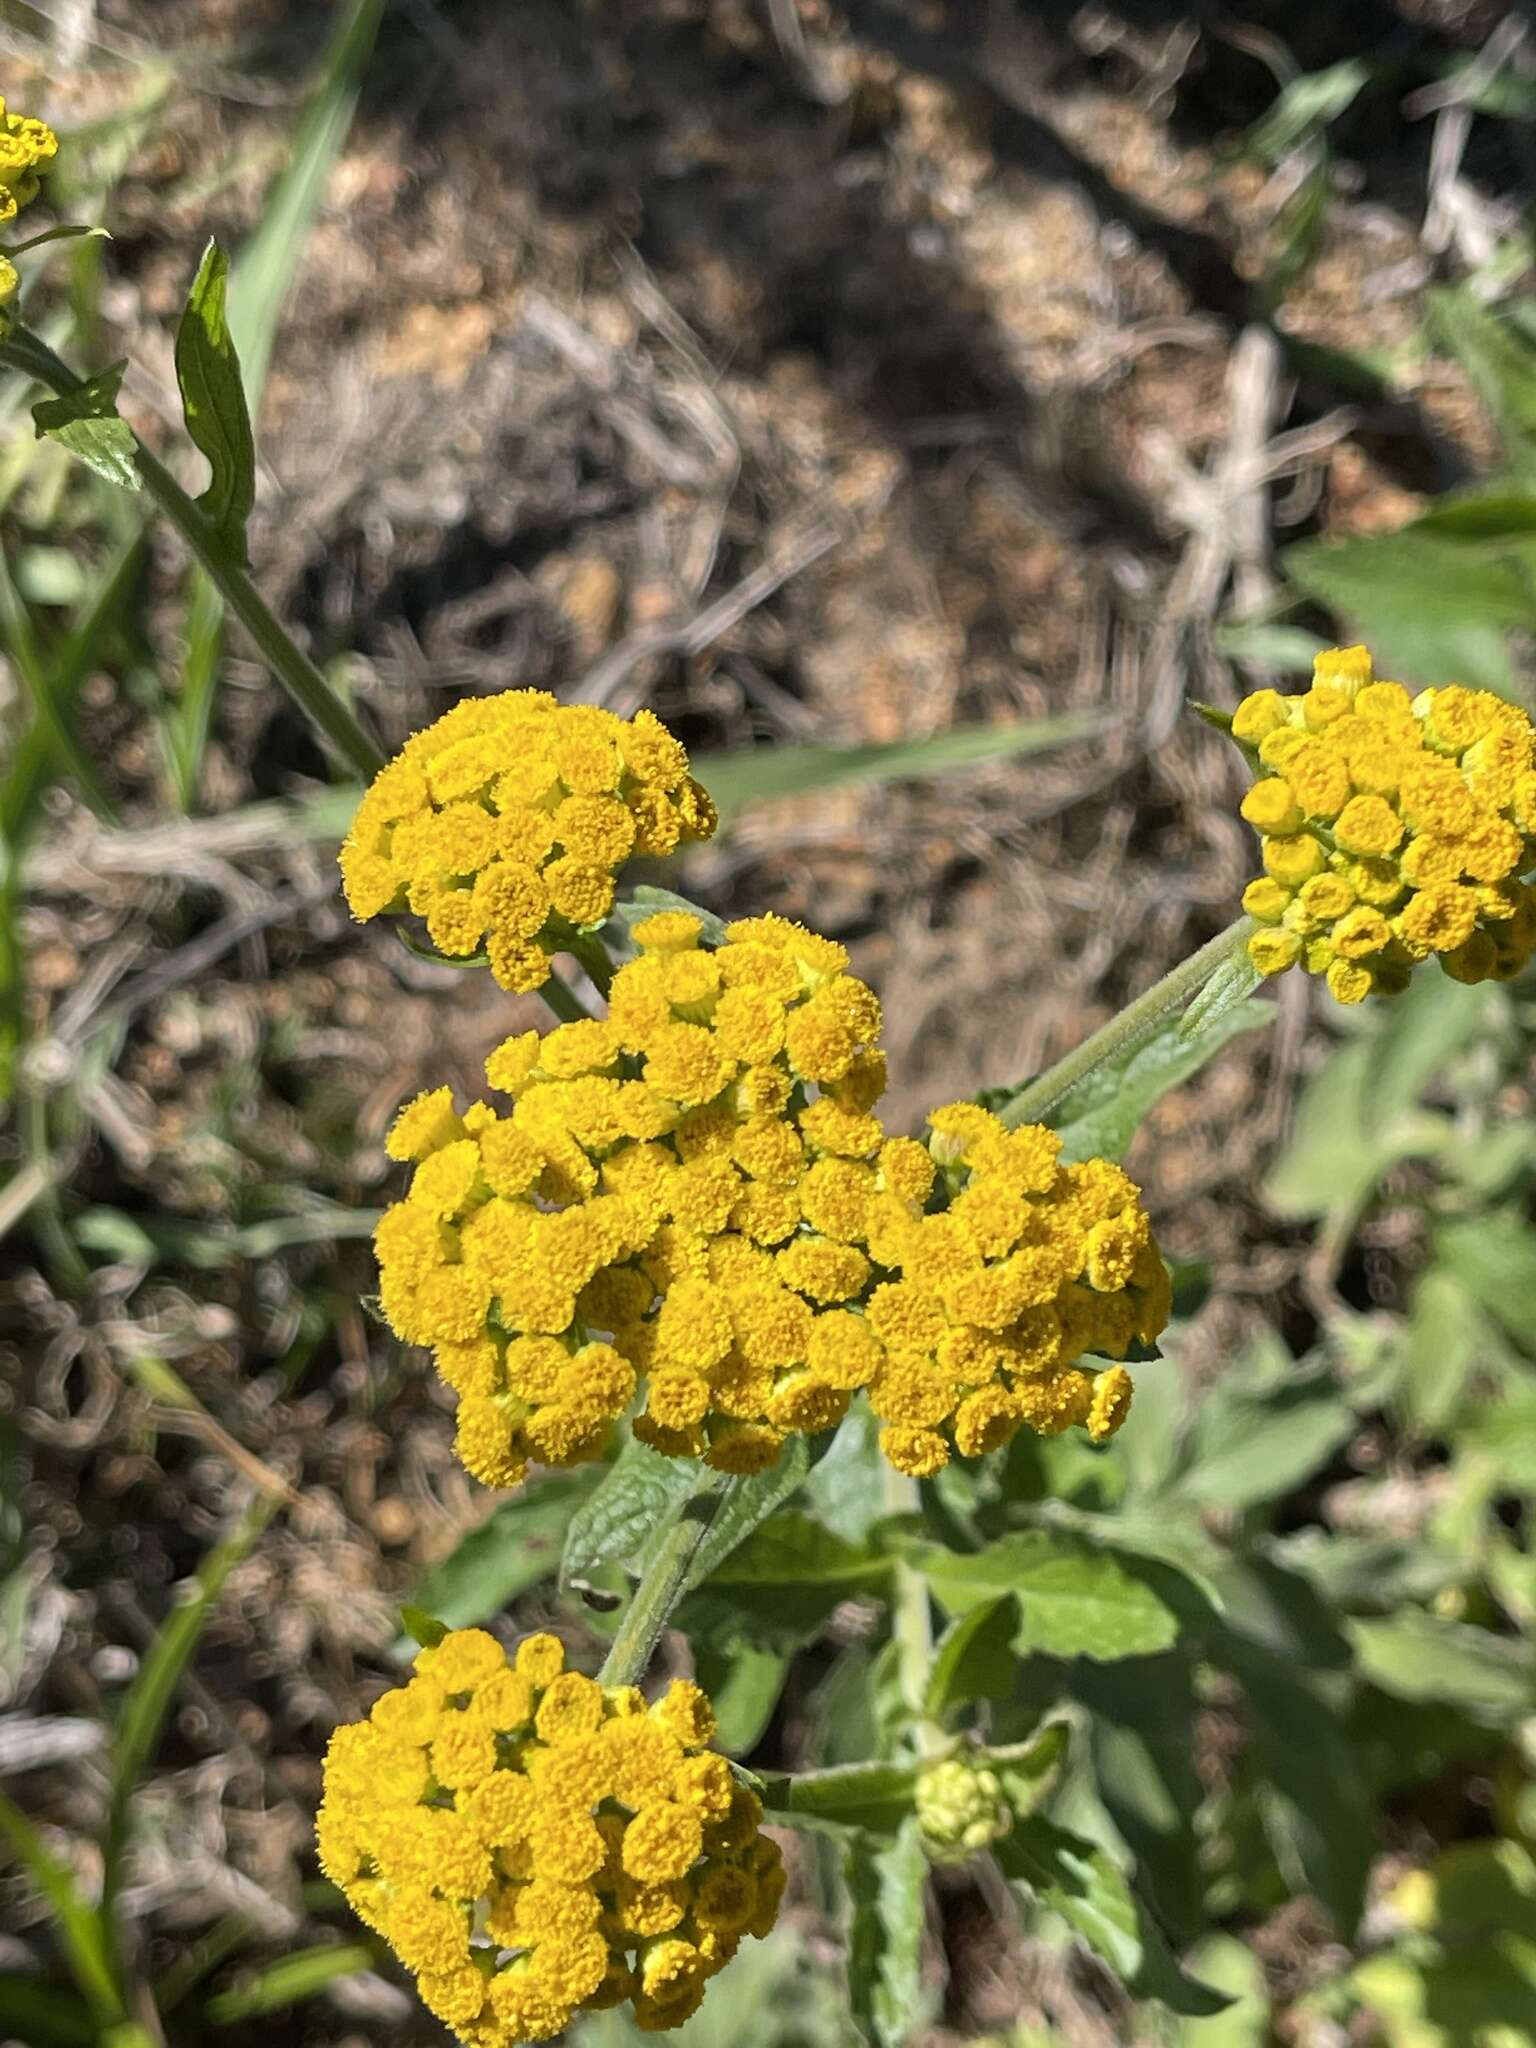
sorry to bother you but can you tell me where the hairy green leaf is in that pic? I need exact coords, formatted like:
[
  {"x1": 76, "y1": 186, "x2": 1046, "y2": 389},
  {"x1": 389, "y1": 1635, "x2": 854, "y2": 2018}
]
[
  {"x1": 761, "y1": 1758, "x2": 921, "y2": 1833},
  {"x1": 560, "y1": 1439, "x2": 807, "y2": 1597},
  {"x1": 1048, "y1": 996, "x2": 1272, "y2": 1164},
  {"x1": 1350, "y1": 1610, "x2": 1535, "y2": 1723},
  {"x1": 925, "y1": 1596, "x2": 1017, "y2": 1719},
  {"x1": 1001, "y1": 1815, "x2": 1228, "y2": 2016},
  {"x1": 845, "y1": 1818, "x2": 934, "y2": 2048},
  {"x1": 910, "y1": 1532, "x2": 1180, "y2": 1661},
  {"x1": 1283, "y1": 489, "x2": 1536, "y2": 694}
]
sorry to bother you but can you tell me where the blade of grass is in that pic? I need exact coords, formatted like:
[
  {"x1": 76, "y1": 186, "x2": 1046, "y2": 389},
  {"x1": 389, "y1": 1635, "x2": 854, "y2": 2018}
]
[
  {"x1": 165, "y1": 0, "x2": 384, "y2": 809},
  {"x1": 0, "y1": 1790, "x2": 125, "y2": 2026},
  {"x1": 0, "y1": 1973, "x2": 96, "y2": 2048},
  {"x1": 0, "y1": 537, "x2": 121, "y2": 826},
  {"x1": 101, "y1": 1500, "x2": 280, "y2": 1922},
  {"x1": 203, "y1": 1943, "x2": 375, "y2": 2025},
  {"x1": 0, "y1": 530, "x2": 145, "y2": 849},
  {"x1": 693, "y1": 711, "x2": 1105, "y2": 824}
]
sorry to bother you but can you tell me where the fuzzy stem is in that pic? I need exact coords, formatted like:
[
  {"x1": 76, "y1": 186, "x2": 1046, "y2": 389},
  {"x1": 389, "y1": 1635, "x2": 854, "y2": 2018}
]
[
  {"x1": 997, "y1": 915, "x2": 1255, "y2": 1130},
  {"x1": 883, "y1": 1463, "x2": 941, "y2": 1758},
  {"x1": 597, "y1": 1475, "x2": 736, "y2": 1689},
  {"x1": 0, "y1": 325, "x2": 386, "y2": 784},
  {"x1": 540, "y1": 966, "x2": 597, "y2": 1025}
]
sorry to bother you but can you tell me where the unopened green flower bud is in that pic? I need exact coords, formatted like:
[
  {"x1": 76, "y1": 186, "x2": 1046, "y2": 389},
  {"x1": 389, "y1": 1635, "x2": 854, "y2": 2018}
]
[{"x1": 915, "y1": 1756, "x2": 1011, "y2": 1863}]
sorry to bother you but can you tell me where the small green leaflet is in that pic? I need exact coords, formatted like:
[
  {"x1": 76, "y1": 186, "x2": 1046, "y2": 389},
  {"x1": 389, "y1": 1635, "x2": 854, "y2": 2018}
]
[
  {"x1": 175, "y1": 240, "x2": 257, "y2": 563},
  {"x1": 32, "y1": 361, "x2": 140, "y2": 492}
]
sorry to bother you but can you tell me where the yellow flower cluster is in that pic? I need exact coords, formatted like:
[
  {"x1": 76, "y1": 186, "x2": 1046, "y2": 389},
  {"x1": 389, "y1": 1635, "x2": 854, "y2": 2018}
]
[
  {"x1": 0, "y1": 99, "x2": 59, "y2": 324},
  {"x1": 373, "y1": 909, "x2": 892, "y2": 1481},
  {"x1": 339, "y1": 690, "x2": 716, "y2": 993},
  {"x1": 865, "y1": 1102, "x2": 1165, "y2": 1477},
  {"x1": 1236, "y1": 646, "x2": 1536, "y2": 1004},
  {"x1": 317, "y1": 1629, "x2": 783, "y2": 2043},
  {"x1": 374, "y1": 910, "x2": 1165, "y2": 1482}
]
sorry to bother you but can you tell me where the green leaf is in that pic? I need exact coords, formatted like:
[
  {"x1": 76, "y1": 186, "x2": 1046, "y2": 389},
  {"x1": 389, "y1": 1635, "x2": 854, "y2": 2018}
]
[
  {"x1": 174, "y1": 241, "x2": 257, "y2": 562},
  {"x1": 1047, "y1": 996, "x2": 1272, "y2": 1164},
  {"x1": 559, "y1": 1437, "x2": 808, "y2": 1597},
  {"x1": 0, "y1": 1792, "x2": 123, "y2": 2025},
  {"x1": 682, "y1": 1508, "x2": 890, "y2": 1653},
  {"x1": 611, "y1": 886, "x2": 729, "y2": 950},
  {"x1": 695, "y1": 712, "x2": 1103, "y2": 824},
  {"x1": 1432, "y1": 1210, "x2": 1536, "y2": 1357},
  {"x1": 924, "y1": 1596, "x2": 1017, "y2": 1719},
  {"x1": 1078, "y1": 1655, "x2": 1207, "y2": 1942},
  {"x1": 31, "y1": 361, "x2": 140, "y2": 492},
  {"x1": 401, "y1": 1470, "x2": 594, "y2": 1643},
  {"x1": 398, "y1": 1605, "x2": 447, "y2": 1651},
  {"x1": 845, "y1": 1818, "x2": 934, "y2": 2048},
  {"x1": 203, "y1": 1943, "x2": 373, "y2": 2024},
  {"x1": 104, "y1": 1502, "x2": 275, "y2": 1901},
  {"x1": 762, "y1": 1758, "x2": 921, "y2": 1834},
  {"x1": 1282, "y1": 488, "x2": 1536, "y2": 694},
  {"x1": 1000, "y1": 1815, "x2": 1229, "y2": 2015},
  {"x1": 805, "y1": 1403, "x2": 887, "y2": 1545},
  {"x1": 1214, "y1": 621, "x2": 1330, "y2": 672},
  {"x1": 692, "y1": 1640, "x2": 790, "y2": 1756},
  {"x1": 1172, "y1": 1370, "x2": 1354, "y2": 1515},
  {"x1": 1350, "y1": 1610, "x2": 1535, "y2": 1724},
  {"x1": 1398, "y1": 1265, "x2": 1483, "y2": 1432},
  {"x1": 1214, "y1": 1627, "x2": 1373, "y2": 1931},
  {"x1": 909, "y1": 1532, "x2": 1180, "y2": 1661},
  {"x1": 682, "y1": 1441, "x2": 811, "y2": 1591},
  {"x1": 1264, "y1": 970, "x2": 1487, "y2": 1223}
]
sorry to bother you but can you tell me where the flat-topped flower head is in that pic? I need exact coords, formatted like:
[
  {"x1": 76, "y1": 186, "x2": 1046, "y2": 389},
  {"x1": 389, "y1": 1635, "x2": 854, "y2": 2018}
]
[
  {"x1": 0, "y1": 97, "x2": 58, "y2": 222},
  {"x1": 1234, "y1": 646, "x2": 1536, "y2": 1003},
  {"x1": 317, "y1": 1630, "x2": 783, "y2": 2044},
  {"x1": 0, "y1": 98, "x2": 59, "y2": 332},
  {"x1": 372, "y1": 912, "x2": 891, "y2": 1481},
  {"x1": 863, "y1": 1102, "x2": 1165, "y2": 1478},
  {"x1": 339, "y1": 692, "x2": 716, "y2": 993}
]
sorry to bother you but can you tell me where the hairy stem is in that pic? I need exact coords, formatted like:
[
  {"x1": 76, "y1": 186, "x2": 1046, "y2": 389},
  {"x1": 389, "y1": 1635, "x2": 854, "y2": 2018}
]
[
  {"x1": 541, "y1": 966, "x2": 597, "y2": 1025},
  {"x1": 884, "y1": 1463, "x2": 940, "y2": 1757},
  {"x1": 597, "y1": 1475, "x2": 737, "y2": 1690},
  {"x1": 1, "y1": 324, "x2": 386, "y2": 784},
  {"x1": 997, "y1": 915, "x2": 1255, "y2": 1130}
]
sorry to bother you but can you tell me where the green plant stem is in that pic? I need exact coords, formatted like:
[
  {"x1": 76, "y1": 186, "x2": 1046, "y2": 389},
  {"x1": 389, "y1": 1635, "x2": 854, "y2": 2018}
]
[
  {"x1": 541, "y1": 966, "x2": 596, "y2": 1025},
  {"x1": 884, "y1": 1464, "x2": 940, "y2": 1758},
  {"x1": 0, "y1": 325, "x2": 385, "y2": 784},
  {"x1": 567, "y1": 930, "x2": 615, "y2": 998},
  {"x1": 597, "y1": 1475, "x2": 736, "y2": 1689},
  {"x1": 997, "y1": 914, "x2": 1255, "y2": 1130}
]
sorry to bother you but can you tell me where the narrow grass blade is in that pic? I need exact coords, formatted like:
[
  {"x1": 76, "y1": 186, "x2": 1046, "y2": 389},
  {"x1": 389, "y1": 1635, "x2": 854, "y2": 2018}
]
[
  {"x1": 0, "y1": 1973, "x2": 96, "y2": 2047},
  {"x1": 102, "y1": 1500, "x2": 279, "y2": 1904},
  {"x1": 0, "y1": 530, "x2": 144, "y2": 847},
  {"x1": 0, "y1": 1792, "x2": 124, "y2": 2025},
  {"x1": 693, "y1": 710, "x2": 1104, "y2": 824},
  {"x1": 203, "y1": 1942, "x2": 374, "y2": 2024},
  {"x1": 0, "y1": 542, "x2": 119, "y2": 825}
]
